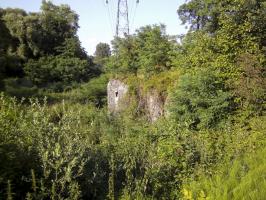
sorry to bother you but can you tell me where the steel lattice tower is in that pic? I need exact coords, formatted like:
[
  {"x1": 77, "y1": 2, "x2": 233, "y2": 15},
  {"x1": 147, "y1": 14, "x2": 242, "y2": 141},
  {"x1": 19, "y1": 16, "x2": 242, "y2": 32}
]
[{"x1": 116, "y1": 0, "x2": 129, "y2": 37}]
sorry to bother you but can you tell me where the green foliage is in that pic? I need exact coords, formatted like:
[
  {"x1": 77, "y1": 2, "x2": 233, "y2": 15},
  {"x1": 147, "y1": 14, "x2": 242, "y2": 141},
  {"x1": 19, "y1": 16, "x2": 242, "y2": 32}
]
[
  {"x1": 184, "y1": 146, "x2": 266, "y2": 200},
  {"x1": 94, "y1": 42, "x2": 111, "y2": 66},
  {"x1": 2, "y1": 1, "x2": 80, "y2": 58},
  {"x1": 46, "y1": 75, "x2": 108, "y2": 106},
  {"x1": 0, "y1": 1, "x2": 97, "y2": 95},
  {"x1": 136, "y1": 24, "x2": 174, "y2": 76},
  {"x1": 33, "y1": 106, "x2": 88, "y2": 199},
  {"x1": 234, "y1": 53, "x2": 266, "y2": 113},
  {"x1": 4, "y1": 78, "x2": 38, "y2": 98},
  {"x1": 0, "y1": 95, "x2": 103, "y2": 199},
  {"x1": 172, "y1": 31, "x2": 217, "y2": 71},
  {"x1": 38, "y1": 0, "x2": 80, "y2": 56},
  {"x1": 168, "y1": 70, "x2": 234, "y2": 130},
  {"x1": 56, "y1": 37, "x2": 88, "y2": 59},
  {"x1": 107, "y1": 35, "x2": 139, "y2": 74},
  {"x1": 24, "y1": 55, "x2": 92, "y2": 91},
  {"x1": 175, "y1": 0, "x2": 266, "y2": 82},
  {"x1": 107, "y1": 24, "x2": 174, "y2": 77},
  {"x1": 178, "y1": 0, "x2": 220, "y2": 32},
  {"x1": 0, "y1": 0, "x2": 265, "y2": 199},
  {"x1": 178, "y1": 0, "x2": 266, "y2": 41},
  {"x1": 143, "y1": 70, "x2": 179, "y2": 94}
]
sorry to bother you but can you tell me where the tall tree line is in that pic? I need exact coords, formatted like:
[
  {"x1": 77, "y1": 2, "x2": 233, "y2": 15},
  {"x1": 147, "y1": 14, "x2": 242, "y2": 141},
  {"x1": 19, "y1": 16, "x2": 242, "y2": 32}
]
[{"x1": 0, "y1": 1, "x2": 99, "y2": 93}]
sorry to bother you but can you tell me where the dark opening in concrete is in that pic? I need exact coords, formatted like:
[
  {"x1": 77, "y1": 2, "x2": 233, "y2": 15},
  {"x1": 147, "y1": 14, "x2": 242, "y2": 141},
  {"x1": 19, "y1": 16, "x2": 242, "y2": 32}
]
[{"x1": 115, "y1": 91, "x2": 118, "y2": 97}]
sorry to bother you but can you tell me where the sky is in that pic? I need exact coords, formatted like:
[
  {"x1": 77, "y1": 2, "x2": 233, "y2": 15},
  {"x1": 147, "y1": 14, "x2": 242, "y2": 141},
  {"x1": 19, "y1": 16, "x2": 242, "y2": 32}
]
[{"x1": 0, "y1": 0, "x2": 187, "y2": 55}]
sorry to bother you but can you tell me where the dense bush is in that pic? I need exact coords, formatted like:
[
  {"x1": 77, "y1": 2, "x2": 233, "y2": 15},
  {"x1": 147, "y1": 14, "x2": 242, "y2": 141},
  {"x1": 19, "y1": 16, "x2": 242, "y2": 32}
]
[
  {"x1": 4, "y1": 78, "x2": 38, "y2": 98},
  {"x1": 45, "y1": 75, "x2": 108, "y2": 106},
  {"x1": 0, "y1": 0, "x2": 265, "y2": 199},
  {"x1": 0, "y1": 94, "x2": 265, "y2": 199},
  {"x1": 183, "y1": 146, "x2": 266, "y2": 200},
  {"x1": 25, "y1": 56, "x2": 91, "y2": 89},
  {"x1": 168, "y1": 70, "x2": 234, "y2": 130}
]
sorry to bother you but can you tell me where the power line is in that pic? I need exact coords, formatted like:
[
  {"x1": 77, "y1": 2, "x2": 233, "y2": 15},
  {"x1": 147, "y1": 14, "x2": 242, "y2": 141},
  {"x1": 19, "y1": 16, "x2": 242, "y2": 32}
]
[
  {"x1": 102, "y1": 0, "x2": 115, "y2": 36},
  {"x1": 130, "y1": 0, "x2": 139, "y2": 33},
  {"x1": 109, "y1": 0, "x2": 117, "y2": 32},
  {"x1": 104, "y1": 0, "x2": 140, "y2": 37}
]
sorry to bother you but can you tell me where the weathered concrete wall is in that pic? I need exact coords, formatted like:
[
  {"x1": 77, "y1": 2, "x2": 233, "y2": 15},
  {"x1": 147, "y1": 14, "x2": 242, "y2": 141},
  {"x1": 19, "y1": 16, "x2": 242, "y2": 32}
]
[
  {"x1": 107, "y1": 79, "x2": 129, "y2": 114},
  {"x1": 146, "y1": 89, "x2": 164, "y2": 122},
  {"x1": 107, "y1": 79, "x2": 167, "y2": 122}
]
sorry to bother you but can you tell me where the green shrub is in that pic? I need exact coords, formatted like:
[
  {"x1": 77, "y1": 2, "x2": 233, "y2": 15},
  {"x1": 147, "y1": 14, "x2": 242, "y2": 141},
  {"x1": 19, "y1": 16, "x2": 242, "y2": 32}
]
[
  {"x1": 183, "y1": 146, "x2": 266, "y2": 200},
  {"x1": 4, "y1": 78, "x2": 38, "y2": 98},
  {"x1": 168, "y1": 70, "x2": 234, "y2": 130},
  {"x1": 46, "y1": 75, "x2": 108, "y2": 106}
]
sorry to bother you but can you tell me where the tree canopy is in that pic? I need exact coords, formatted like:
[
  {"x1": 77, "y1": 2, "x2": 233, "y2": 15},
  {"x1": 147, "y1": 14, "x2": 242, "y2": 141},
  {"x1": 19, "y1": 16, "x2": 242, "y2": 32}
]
[
  {"x1": 0, "y1": 1, "x2": 97, "y2": 93},
  {"x1": 106, "y1": 24, "x2": 174, "y2": 76}
]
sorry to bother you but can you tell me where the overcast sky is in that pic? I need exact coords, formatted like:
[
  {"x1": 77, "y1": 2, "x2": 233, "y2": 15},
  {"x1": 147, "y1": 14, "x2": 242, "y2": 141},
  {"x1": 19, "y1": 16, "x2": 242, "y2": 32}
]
[{"x1": 0, "y1": 0, "x2": 187, "y2": 55}]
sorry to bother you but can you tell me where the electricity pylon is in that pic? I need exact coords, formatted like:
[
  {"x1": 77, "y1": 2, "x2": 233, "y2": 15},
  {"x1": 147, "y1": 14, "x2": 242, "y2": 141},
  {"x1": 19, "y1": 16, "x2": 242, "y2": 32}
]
[
  {"x1": 116, "y1": 0, "x2": 129, "y2": 37},
  {"x1": 106, "y1": 0, "x2": 139, "y2": 37}
]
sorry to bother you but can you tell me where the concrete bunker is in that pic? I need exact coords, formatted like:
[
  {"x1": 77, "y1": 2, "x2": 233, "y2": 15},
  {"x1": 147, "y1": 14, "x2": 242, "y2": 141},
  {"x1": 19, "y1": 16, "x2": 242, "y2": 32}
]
[
  {"x1": 107, "y1": 79, "x2": 168, "y2": 122},
  {"x1": 107, "y1": 79, "x2": 129, "y2": 114}
]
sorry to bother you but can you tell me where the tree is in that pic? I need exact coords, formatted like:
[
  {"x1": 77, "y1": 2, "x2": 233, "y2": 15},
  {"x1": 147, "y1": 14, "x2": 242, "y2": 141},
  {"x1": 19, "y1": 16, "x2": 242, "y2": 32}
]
[
  {"x1": 0, "y1": 8, "x2": 24, "y2": 84},
  {"x1": 39, "y1": 0, "x2": 80, "y2": 55},
  {"x1": 94, "y1": 43, "x2": 111, "y2": 59},
  {"x1": 3, "y1": 8, "x2": 32, "y2": 59},
  {"x1": 106, "y1": 24, "x2": 174, "y2": 76},
  {"x1": 136, "y1": 24, "x2": 173, "y2": 76},
  {"x1": 1, "y1": 1, "x2": 95, "y2": 92},
  {"x1": 0, "y1": 9, "x2": 14, "y2": 53},
  {"x1": 94, "y1": 43, "x2": 111, "y2": 66},
  {"x1": 56, "y1": 37, "x2": 88, "y2": 59},
  {"x1": 178, "y1": 0, "x2": 266, "y2": 46},
  {"x1": 177, "y1": 0, "x2": 220, "y2": 32},
  {"x1": 107, "y1": 35, "x2": 139, "y2": 74},
  {"x1": 0, "y1": 8, "x2": 12, "y2": 87},
  {"x1": 25, "y1": 55, "x2": 92, "y2": 91},
  {"x1": 3, "y1": 1, "x2": 81, "y2": 58}
]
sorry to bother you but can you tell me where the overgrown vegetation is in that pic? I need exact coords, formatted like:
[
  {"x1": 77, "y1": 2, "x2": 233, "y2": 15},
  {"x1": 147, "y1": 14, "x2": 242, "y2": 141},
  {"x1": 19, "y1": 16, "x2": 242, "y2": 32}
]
[{"x1": 0, "y1": 0, "x2": 265, "y2": 199}]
